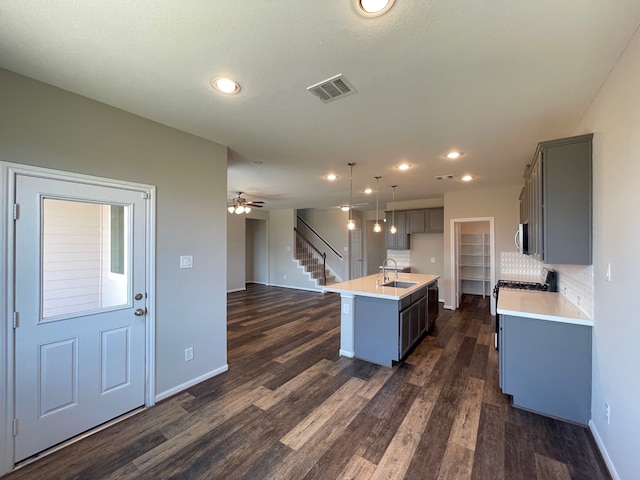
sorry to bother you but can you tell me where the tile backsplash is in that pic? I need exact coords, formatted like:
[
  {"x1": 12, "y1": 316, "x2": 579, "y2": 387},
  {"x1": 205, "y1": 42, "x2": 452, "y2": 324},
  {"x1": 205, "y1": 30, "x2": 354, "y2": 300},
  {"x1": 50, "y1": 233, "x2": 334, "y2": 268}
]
[
  {"x1": 386, "y1": 250, "x2": 411, "y2": 268},
  {"x1": 500, "y1": 252, "x2": 594, "y2": 318}
]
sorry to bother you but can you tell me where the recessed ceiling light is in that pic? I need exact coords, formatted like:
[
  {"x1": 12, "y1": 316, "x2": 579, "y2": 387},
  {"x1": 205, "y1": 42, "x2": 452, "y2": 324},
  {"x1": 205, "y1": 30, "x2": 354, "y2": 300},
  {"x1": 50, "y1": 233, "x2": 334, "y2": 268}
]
[
  {"x1": 355, "y1": 0, "x2": 396, "y2": 17},
  {"x1": 396, "y1": 163, "x2": 412, "y2": 171},
  {"x1": 446, "y1": 151, "x2": 462, "y2": 159},
  {"x1": 211, "y1": 77, "x2": 241, "y2": 94},
  {"x1": 364, "y1": 188, "x2": 373, "y2": 194},
  {"x1": 461, "y1": 175, "x2": 474, "y2": 182},
  {"x1": 325, "y1": 174, "x2": 339, "y2": 181}
]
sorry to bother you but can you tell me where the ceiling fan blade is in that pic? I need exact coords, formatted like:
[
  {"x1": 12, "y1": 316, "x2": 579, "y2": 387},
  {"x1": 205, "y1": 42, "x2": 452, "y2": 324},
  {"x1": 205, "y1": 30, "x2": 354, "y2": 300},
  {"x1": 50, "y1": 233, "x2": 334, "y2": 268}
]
[{"x1": 246, "y1": 203, "x2": 263, "y2": 208}]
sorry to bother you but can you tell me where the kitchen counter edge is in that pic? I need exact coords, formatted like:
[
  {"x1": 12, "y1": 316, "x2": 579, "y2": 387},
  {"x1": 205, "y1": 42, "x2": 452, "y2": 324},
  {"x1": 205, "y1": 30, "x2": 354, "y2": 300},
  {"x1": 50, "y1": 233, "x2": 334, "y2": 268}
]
[
  {"x1": 497, "y1": 289, "x2": 593, "y2": 326},
  {"x1": 323, "y1": 273, "x2": 440, "y2": 300}
]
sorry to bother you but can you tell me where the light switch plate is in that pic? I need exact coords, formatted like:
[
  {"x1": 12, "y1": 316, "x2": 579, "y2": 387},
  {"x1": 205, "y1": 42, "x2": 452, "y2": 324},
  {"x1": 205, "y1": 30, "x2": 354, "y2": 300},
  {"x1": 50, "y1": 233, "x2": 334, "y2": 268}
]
[{"x1": 180, "y1": 255, "x2": 193, "y2": 269}]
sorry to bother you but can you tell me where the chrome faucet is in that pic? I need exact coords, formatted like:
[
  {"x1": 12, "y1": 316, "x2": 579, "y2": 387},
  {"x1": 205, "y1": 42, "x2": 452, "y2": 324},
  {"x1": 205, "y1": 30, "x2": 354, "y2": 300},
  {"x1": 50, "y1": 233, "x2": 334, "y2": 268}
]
[{"x1": 382, "y1": 257, "x2": 399, "y2": 282}]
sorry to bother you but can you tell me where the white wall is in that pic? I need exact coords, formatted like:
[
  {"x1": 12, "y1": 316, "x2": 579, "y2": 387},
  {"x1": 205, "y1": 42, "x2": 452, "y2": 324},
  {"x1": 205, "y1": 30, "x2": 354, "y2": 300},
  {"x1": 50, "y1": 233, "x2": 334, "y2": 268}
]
[
  {"x1": 0, "y1": 70, "x2": 228, "y2": 413},
  {"x1": 575, "y1": 26, "x2": 640, "y2": 480},
  {"x1": 443, "y1": 185, "x2": 522, "y2": 308}
]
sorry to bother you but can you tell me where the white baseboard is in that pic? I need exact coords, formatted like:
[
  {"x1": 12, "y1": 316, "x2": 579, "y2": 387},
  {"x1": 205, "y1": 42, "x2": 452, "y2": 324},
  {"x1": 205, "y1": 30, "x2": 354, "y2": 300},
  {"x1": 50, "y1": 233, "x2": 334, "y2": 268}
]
[
  {"x1": 154, "y1": 364, "x2": 229, "y2": 402},
  {"x1": 443, "y1": 304, "x2": 453, "y2": 310},
  {"x1": 589, "y1": 420, "x2": 619, "y2": 480},
  {"x1": 269, "y1": 282, "x2": 323, "y2": 293},
  {"x1": 339, "y1": 349, "x2": 355, "y2": 358},
  {"x1": 226, "y1": 287, "x2": 246, "y2": 293}
]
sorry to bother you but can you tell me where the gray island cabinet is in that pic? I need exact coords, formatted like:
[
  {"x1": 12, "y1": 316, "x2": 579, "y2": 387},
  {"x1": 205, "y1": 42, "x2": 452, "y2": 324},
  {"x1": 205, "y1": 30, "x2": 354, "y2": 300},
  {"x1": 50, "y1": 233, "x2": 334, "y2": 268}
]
[
  {"x1": 323, "y1": 273, "x2": 440, "y2": 367},
  {"x1": 498, "y1": 289, "x2": 593, "y2": 425},
  {"x1": 354, "y1": 284, "x2": 433, "y2": 366}
]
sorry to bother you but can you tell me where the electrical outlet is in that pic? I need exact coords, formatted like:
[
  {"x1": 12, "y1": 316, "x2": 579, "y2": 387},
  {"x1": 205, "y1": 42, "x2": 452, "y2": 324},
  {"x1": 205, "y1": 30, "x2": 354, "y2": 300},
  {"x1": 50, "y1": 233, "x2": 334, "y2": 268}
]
[
  {"x1": 605, "y1": 402, "x2": 611, "y2": 424},
  {"x1": 430, "y1": 257, "x2": 435, "y2": 263},
  {"x1": 343, "y1": 303, "x2": 350, "y2": 314},
  {"x1": 185, "y1": 347, "x2": 194, "y2": 362},
  {"x1": 577, "y1": 296, "x2": 582, "y2": 307},
  {"x1": 563, "y1": 287, "x2": 567, "y2": 296},
  {"x1": 606, "y1": 263, "x2": 611, "y2": 282}
]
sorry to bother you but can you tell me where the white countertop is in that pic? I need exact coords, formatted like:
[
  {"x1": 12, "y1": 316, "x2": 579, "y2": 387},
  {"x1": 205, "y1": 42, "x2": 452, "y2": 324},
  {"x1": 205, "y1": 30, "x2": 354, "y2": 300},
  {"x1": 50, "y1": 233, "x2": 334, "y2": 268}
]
[
  {"x1": 497, "y1": 289, "x2": 593, "y2": 326},
  {"x1": 323, "y1": 273, "x2": 439, "y2": 300}
]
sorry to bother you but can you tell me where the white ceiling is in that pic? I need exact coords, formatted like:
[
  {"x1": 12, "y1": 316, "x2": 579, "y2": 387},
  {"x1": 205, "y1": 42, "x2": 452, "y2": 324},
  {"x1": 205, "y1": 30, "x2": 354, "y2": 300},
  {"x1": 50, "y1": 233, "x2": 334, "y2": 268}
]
[{"x1": 2, "y1": 1, "x2": 640, "y2": 211}]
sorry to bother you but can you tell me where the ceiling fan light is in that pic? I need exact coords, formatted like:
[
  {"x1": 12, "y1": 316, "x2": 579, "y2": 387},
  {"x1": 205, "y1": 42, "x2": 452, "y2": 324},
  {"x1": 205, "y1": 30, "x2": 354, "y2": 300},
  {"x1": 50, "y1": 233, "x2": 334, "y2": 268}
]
[
  {"x1": 244, "y1": 206, "x2": 251, "y2": 213},
  {"x1": 340, "y1": 205, "x2": 351, "y2": 212},
  {"x1": 235, "y1": 205, "x2": 245, "y2": 214},
  {"x1": 228, "y1": 206, "x2": 235, "y2": 213}
]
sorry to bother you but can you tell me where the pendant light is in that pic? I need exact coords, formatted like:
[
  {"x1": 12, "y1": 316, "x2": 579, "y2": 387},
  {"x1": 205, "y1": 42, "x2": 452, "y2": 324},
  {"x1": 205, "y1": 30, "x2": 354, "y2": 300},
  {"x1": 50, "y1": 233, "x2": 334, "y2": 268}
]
[
  {"x1": 347, "y1": 162, "x2": 356, "y2": 230},
  {"x1": 390, "y1": 185, "x2": 397, "y2": 234},
  {"x1": 373, "y1": 176, "x2": 382, "y2": 233}
]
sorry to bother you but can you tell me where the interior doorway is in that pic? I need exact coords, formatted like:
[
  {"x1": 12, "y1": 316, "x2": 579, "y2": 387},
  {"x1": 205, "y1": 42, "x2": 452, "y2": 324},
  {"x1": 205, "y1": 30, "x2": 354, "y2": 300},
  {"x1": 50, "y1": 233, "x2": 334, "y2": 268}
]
[
  {"x1": 365, "y1": 219, "x2": 387, "y2": 276},
  {"x1": 246, "y1": 218, "x2": 268, "y2": 285},
  {"x1": 451, "y1": 217, "x2": 496, "y2": 315}
]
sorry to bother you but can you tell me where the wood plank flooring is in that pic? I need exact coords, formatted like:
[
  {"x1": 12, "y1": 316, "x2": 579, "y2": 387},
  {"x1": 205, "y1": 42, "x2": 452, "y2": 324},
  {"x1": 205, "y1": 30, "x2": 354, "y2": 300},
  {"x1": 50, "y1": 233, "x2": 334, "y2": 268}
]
[{"x1": 4, "y1": 284, "x2": 611, "y2": 480}]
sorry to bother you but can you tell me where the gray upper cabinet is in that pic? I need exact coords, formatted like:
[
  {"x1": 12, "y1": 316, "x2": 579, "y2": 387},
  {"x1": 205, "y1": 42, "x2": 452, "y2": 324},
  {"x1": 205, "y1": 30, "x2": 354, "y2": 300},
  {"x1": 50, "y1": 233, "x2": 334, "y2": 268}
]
[
  {"x1": 426, "y1": 207, "x2": 444, "y2": 233},
  {"x1": 407, "y1": 210, "x2": 425, "y2": 233},
  {"x1": 520, "y1": 134, "x2": 592, "y2": 265}
]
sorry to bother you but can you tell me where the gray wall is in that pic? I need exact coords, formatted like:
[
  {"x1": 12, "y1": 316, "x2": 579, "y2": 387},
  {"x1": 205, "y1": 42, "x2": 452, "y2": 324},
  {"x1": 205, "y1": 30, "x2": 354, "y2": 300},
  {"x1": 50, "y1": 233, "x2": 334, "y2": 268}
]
[
  {"x1": 576, "y1": 25, "x2": 640, "y2": 479},
  {"x1": 227, "y1": 214, "x2": 246, "y2": 292},
  {"x1": 443, "y1": 185, "x2": 522, "y2": 309},
  {"x1": 0, "y1": 69, "x2": 228, "y2": 402}
]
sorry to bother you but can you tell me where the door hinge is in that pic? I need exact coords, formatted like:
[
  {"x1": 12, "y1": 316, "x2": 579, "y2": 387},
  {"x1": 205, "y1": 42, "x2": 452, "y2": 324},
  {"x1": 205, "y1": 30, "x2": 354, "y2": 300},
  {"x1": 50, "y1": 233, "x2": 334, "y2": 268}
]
[
  {"x1": 13, "y1": 418, "x2": 18, "y2": 436},
  {"x1": 142, "y1": 192, "x2": 150, "y2": 200},
  {"x1": 13, "y1": 203, "x2": 19, "y2": 220},
  {"x1": 13, "y1": 312, "x2": 18, "y2": 329}
]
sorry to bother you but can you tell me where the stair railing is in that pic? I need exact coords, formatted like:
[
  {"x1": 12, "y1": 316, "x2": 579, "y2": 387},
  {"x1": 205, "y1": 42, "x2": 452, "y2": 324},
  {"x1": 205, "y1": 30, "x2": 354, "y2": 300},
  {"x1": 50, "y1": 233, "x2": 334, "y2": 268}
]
[{"x1": 294, "y1": 228, "x2": 327, "y2": 285}]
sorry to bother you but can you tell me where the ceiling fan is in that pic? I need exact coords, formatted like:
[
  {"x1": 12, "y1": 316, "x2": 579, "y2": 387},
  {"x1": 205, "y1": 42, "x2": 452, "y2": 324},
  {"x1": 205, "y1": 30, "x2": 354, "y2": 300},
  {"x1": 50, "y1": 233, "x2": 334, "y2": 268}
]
[{"x1": 227, "y1": 192, "x2": 264, "y2": 214}]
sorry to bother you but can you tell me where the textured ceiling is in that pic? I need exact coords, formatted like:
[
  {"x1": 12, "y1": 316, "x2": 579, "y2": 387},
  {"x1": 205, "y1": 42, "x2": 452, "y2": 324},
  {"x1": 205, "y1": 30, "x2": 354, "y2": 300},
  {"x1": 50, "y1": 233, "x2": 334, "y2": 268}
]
[{"x1": 2, "y1": 1, "x2": 640, "y2": 210}]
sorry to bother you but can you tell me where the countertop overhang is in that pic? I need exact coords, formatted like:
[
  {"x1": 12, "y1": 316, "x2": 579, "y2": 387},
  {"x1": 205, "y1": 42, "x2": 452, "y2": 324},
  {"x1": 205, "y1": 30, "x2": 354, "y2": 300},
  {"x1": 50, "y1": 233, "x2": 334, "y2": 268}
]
[
  {"x1": 497, "y1": 289, "x2": 593, "y2": 326},
  {"x1": 323, "y1": 273, "x2": 439, "y2": 300}
]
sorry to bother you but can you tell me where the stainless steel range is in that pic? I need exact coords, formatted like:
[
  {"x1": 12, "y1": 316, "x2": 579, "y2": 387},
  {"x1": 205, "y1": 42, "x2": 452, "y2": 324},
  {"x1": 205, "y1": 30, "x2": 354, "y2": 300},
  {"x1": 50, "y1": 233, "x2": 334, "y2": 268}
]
[{"x1": 493, "y1": 269, "x2": 557, "y2": 349}]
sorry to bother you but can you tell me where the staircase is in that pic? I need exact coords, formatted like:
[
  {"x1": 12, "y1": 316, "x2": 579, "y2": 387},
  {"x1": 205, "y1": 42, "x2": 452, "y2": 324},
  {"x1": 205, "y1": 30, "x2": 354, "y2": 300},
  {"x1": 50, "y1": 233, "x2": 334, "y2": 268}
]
[{"x1": 295, "y1": 231, "x2": 336, "y2": 286}]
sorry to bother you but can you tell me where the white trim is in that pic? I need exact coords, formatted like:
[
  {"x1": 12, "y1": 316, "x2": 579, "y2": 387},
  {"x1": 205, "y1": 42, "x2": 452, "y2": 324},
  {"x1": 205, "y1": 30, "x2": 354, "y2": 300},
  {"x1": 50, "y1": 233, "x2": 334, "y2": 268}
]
[
  {"x1": 154, "y1": 364, "x2": 229, "y2": 402},
  {"x1": 449, "y1": 217, "x2": 496, "y2": 315},
  {"x1": 268, "y1": 283, "x2": 323, "y2": 293},
  {"x1": 227, "y1": 287, "x2": 247, "y2": 293},
  {"x1": 589, "y1": 420, "x2": 619, "y2": 480},
  {"x1": 0, "y1": 162, "x2": 156, "y2": 476},
  {"x1": 339, "y1": 349, "x2": 355, "y2": 358}
]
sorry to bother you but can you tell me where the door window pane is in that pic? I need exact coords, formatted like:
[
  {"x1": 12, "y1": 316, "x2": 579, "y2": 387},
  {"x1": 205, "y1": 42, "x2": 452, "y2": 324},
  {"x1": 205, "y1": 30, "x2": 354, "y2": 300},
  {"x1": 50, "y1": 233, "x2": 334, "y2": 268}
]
[{"x1": 42, "y1": 198, "x2": 130, "y2": 319}]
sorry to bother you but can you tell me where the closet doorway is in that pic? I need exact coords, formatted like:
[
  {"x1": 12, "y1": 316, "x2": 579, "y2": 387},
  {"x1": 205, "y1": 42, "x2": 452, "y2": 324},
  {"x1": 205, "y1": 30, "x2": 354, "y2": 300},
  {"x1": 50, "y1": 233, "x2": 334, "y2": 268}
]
[{"x1": 451, "y1": 217, "x2": 496, "y2": 314}]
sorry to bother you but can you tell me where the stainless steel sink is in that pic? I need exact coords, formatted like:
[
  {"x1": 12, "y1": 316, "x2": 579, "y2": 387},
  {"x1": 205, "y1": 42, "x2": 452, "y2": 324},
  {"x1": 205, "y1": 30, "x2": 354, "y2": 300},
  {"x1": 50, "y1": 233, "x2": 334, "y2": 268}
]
[{"x1": 382, "y1": 281, "x2": 418, "y2": 288}]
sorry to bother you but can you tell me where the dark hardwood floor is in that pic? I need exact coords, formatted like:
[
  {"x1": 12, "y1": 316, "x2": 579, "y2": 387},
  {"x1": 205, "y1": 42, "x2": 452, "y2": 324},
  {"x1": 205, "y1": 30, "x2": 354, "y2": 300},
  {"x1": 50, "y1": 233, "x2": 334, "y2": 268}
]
[{"x1": 4, "y1": 284, "x2": 610, "y2": 479}]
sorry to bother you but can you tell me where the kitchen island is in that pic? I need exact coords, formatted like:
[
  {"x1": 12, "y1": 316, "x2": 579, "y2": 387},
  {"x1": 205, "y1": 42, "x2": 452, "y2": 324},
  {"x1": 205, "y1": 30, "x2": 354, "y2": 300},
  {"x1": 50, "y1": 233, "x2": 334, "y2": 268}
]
[
  {"x1": 324, "y1": 273, "x2": 439, "y2": 366},
  {"x1": 497, "y1": 289, "x2": 593, "y2": 424}
]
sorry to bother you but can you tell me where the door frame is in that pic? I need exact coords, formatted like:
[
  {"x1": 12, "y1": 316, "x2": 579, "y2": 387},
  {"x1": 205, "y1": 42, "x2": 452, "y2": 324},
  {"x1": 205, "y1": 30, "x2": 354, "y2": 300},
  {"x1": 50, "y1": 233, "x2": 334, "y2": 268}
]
[
  {"x1": 449, "y1": 217, "x2": 496, "y2": 315},
  {"x1": 0, "y1": 162, "x2": 156, "y2": 474}
]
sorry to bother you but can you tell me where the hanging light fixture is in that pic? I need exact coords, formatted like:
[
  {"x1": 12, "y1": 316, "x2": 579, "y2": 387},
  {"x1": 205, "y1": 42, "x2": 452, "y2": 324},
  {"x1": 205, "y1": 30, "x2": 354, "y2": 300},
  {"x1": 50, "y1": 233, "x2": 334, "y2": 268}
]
[
  {"x1": 373, "y1": 176, "x2": 382, "y2": 233},
  {"x1": 347, "y1": 162, "x2": 356, "y2": 230},
  {"x1": 390, "y1": 185, "x2": 397, "y2": 234}
]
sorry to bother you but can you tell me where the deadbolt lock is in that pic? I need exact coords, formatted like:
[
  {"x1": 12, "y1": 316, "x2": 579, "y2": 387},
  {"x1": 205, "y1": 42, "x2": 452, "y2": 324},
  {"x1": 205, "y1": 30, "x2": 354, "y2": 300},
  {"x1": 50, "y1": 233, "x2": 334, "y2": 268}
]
[{"x1": 135, "y1": 293, "x2": 144, "y2": 301}]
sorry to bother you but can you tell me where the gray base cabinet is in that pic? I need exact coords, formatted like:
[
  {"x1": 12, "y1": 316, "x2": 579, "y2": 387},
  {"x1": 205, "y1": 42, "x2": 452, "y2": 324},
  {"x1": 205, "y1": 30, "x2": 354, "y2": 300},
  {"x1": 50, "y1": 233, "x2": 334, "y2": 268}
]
[
  {"x1": 354, "y1": 283, "x2": 437, "y2": 366},
  {"x1": 499, "y1": 314, "x2": 592, "y2": 425}
]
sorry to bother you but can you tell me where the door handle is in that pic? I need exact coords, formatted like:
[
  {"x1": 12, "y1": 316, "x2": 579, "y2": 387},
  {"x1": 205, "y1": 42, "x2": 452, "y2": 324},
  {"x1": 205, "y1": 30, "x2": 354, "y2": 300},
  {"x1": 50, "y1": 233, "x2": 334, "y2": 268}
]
[{"x1": 134, "y1": 308, "x2": 146, "y2": 317}]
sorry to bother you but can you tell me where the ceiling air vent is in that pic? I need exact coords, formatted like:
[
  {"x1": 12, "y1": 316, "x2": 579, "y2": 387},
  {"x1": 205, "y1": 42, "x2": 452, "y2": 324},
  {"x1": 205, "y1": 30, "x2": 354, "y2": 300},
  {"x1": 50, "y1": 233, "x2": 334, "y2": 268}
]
[
  {"x1": 435, "y1": 174, "x2": 454, "y2": 180},
  {"x1": 307, "y1": 74, "x2": 357, "y2": 104}
]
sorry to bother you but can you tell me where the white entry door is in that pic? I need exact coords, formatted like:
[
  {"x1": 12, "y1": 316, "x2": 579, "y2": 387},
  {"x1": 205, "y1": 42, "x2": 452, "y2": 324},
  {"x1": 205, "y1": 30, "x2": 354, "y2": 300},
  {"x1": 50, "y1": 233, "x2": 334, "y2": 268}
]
[{"x1": 14, "y1": 174, "x2": 148, "y2": 462}]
